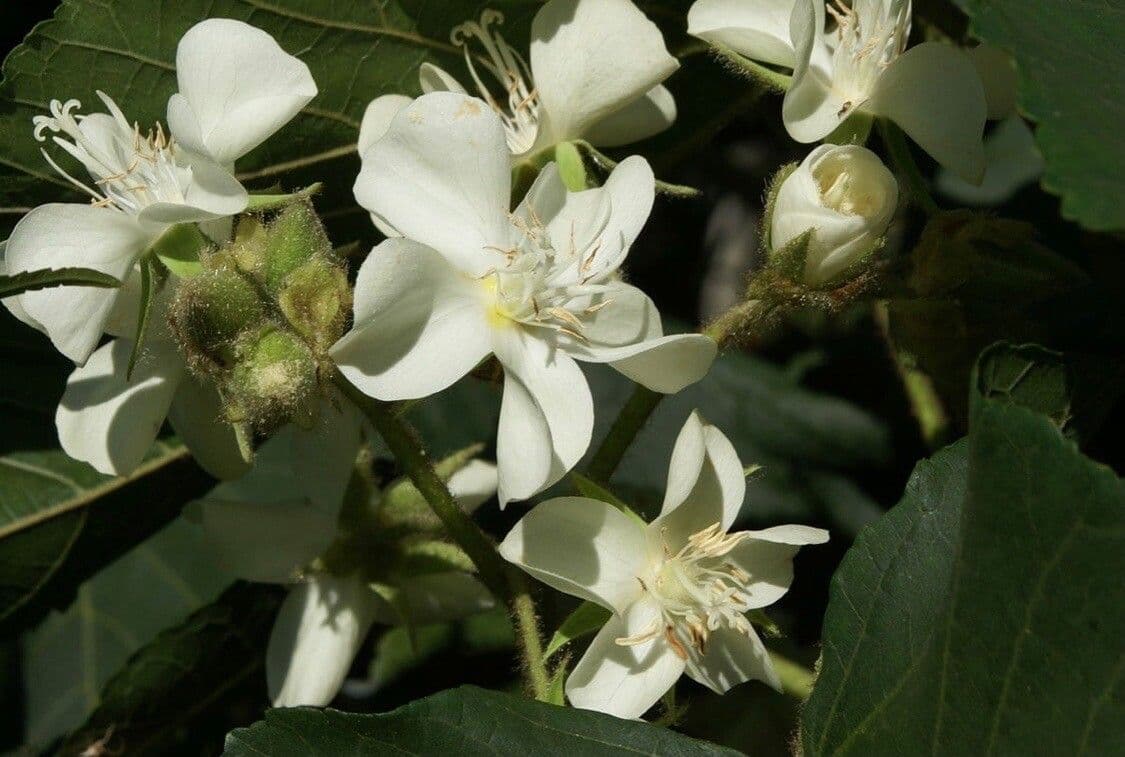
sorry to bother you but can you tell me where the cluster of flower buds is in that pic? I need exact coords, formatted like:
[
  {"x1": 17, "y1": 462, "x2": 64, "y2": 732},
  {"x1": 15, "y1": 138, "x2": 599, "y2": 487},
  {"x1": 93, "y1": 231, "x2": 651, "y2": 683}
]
[{"x1": 169, "y1": 199, "x2": 351, "y2": 437}]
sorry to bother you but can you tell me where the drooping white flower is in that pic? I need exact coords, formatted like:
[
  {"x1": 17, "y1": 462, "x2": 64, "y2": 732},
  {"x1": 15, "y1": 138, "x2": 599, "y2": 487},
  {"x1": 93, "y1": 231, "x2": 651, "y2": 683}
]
[
  {"x1": 771, "y1": 144, "x2": 897, "y2": 287},
  {"x1": 688, "y1": 0, "x2": 987, "y2": 182},
  {"x1": 192, "y1": 439, "x2": 499, "y2": 707},
  {"x1": 3, "y1": 18, "x2": 316, "y2": 365},
  {"x1": 499, "y1": 411, "x2": 828, "y2": 719},
  {"x1": 335, "y1": 92, "x2": 717, "y2": 505},
  {"x1": 358, "y1": 0, "x2": 679, "y2": 160}
]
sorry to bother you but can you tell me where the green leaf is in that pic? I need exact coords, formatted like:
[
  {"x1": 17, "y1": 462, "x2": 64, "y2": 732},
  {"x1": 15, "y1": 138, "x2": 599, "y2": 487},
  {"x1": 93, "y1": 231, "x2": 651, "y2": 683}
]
[
  {"x1": 543, "y1": 601, "x2": 611, "y2": 661},
  {"x1": 952, "y1": 0, "x2": 1125, "y2": 230},
  {"x1": 58, "y1": 582, "x2": 283, "y2": 757},
  {"x1": 0, "y1": 443, "x2": 214, "y2": 634},
  {"x1": 126, "y1": 255, "x2": 159, "y2": 380},
  {"x1": 802, "y1": 399, "x2": 1125, "y2": 753},
  {"x1": 0, "y1": 266, "x2": 120, "y2": 297},
  {"x1": 972, "y1": 342, "x2": 1071, "y2": 427},
  {"x1": 149, "y1": 222, "x2": 208, "y2": 278},
  {"x1": 224, "y1": 686, "x2": 741, "y2": 756},
  {"x1": 22, "y1": 518, "x2": 232, "y2": 748}
]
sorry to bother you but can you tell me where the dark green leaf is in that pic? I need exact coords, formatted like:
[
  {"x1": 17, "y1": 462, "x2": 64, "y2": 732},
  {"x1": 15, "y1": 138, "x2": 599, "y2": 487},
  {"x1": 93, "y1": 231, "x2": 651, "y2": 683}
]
[
  {"x1": 22, "y1": 518, "x2": 232, "y2": 747},
  {"x1": 0, "y1": 266, "x2": 120, "y2": 297},
  {"x1": 802, "y1": 400, "x2": 1125, "y2": 753},
  {"x1": 952, "y1": 0, "x2": 1125, "y2": 230},
  {"x1": 126, "y1": 256, "x2": 159, "y2": 380},
  {"x1": 972, "y1": 342, "x2": 1071, "y2": 426},
  {"x1": 58, "y1": 582, "x2": 283, "y2": 757},
  {"x1": 224, "y1": 686, "x2": 740, "y2": 756},
  {"x1": 0, "y1": 443, "x2": 214, "y2": 634},
  {"x1": 543, "y1": 601, "x2": 611, "y2": 661}
]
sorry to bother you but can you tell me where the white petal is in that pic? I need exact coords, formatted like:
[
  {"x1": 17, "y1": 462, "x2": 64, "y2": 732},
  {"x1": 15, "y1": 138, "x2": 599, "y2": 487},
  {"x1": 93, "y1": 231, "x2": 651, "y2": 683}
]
[
  {"x1": 781, "y1": 0, "x2": 842, "y2": 143},
  {"x1": 352, "y1": 93, "x2": 512, "y2": 275},
  {"x1": 193, "y1": 497, "x2": 338, "y2": 584},
  {"x1": 493, "y1": 326, "x2": 594, "y2": 505},
  {"x1": 397, "y1": 572, "x2": 496, "y2": 625},
  {"x1": 531, "y1": 0, "x2": 679, "y2": 145},
  {"x1": 448, "y1": 459, "x2": 499, "y2": 514},
  {"x1": 287, "y1": 396, "x2": 366, "y2": 511},
  {"x1": 935, "y1": 116, "x2": 1043, "y2": 206},
  {"x1": 592, "y1": 155, "x2": 656, "y2": 278},
  {"x1": 687, "y1": 0, "x2": 798, "y2": 67},
  {"x1": 566, "y1": 597, "x2": 686, "y2": 719},
  {"x1": 582, "y1": 85, "x2": 677, "y2": 148},
  {"x1": 651, "y1": 412, "x2": 746, "y2": 549},
  {"x1": 685, "y1": 625, "x2": 781, "y2": 694},
  {"x1": 869, "y1": 42, "x2": 988, "y2": 184},
  {"x1": 55, "y1": 338, "x2": 183, "y2": 476},
  {"x1": 358, "y1": 94, "x2": 413, "y2": 156},
  {"x1": 0, "y1": 240, "x2": 44, "y2": 334},
  {"x1": 331, "y1": 238, "x2": 492, "y2": 401},
  {"x1": 967, "y1": 45, "x2": 1018, "y2": 120},
  {"x1": 135, "y1": 154, "x2": 248, "y2": 226},
  {"x1": 6, "y1": 204, "x2": 151, "y2": 364},
  {"x1": 729, "y1": 524, "x2": 829, "y2": 609},
  {"x1": 499, "y1": 496, "x2": 648, "y2": 613},
  {"x1": 560, "y1": 282, "x2": 716, "y2": 393},
  {"x1": 167, "y1": 372, "x2": 250, "y2": 480},
  {"x1": 169, "y1": 19, "x2": 317, "y2": 165},
  {"x1": 267, "y1": 574, "x2": 378, "y2": 708},
  {"x1": 418, "y1": 63, "x2": 468, "y2": 95}
]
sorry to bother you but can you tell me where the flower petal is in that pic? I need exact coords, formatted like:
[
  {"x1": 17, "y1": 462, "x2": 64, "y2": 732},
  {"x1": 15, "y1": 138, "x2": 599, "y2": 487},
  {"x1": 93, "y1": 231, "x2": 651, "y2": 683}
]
[
  {"x1": 397, "y1": 572, "x2": 496, "y2": 625},
  {"x1": 560, "y1": 282, "x2": 716, "y2": 393},
  {"x1": 0, "y1": 240, "x2": 44, "y2": 334},
  {"x1": 531, "y1": 0, "x2": 678, "y2": 145},
  {"x1": 267, "y1": 573, "x2": 378, "y2": 707},
  {"x1": 358, "y1": 94, "x2": 413, "y2": 155},
  {"x1": 581, "y1": 85, "x2": 677, "y2": 148},
  {"x1": 418, "y1": 63, "x2": 468, "y2": 95},
  {"x1": 499, "y1": 496, "x2": 648, "y2": 613},
  {"x1": 967, "y1": 45, "x2": 1018, "y2": 121},
  {"x1": 687, "y1": 0, "x2": 798, "y2": 67},
  {"x1": 193, "y1": 497, "x2": 338, "y2": 584},
  {"x1": 493, "y1": 326, "x2": 594, "y2": 505},
  {"x1": 331, "y1": 238, "x2": 492, "y2": 401},
  {"x1": 868, "y1": 42, "x2": 988, "y2": 184},
  {"x1": 729, "y1": 524, "x2": 829, "y2": 609},
  {"x1": 448, "y1": 459, "x2": 499, "y2": 513},
  {"x1": 651, "y1": 411, "x2": 746, "y2": 549},
  {"x1": 287, "y1": 397, "x2": 366, "y2": 511},
  {"x1": 935, "y1": 116, "x2": 1043, "y2": 206},
  {"x1": 566, "y1": 597, "x2": 686, "y2": 719},
  {"x1": 6, "y1": 203, "x2": 150, "y2": 364},
  {"x1": 167, "y1": 372, "x2": 250, "y2": 480},
  {"x1": 135, "y1": 154, "x2": 248, "y2": 226},
  {"x1": 685, "y1": 625, "x2": 781, "y2": 694},
  {"x1": 781, "y1": 0, "x2": 842, "y2": 143},
  {"x1": 168, "y1": 18, "x2": 317, "y2": 165},
  {"x1": 56, "y1": 338, "x2": 183, "y2": 476},
  {"x1": 353, "y1": 93, "x2": 512, "y2": 274}
]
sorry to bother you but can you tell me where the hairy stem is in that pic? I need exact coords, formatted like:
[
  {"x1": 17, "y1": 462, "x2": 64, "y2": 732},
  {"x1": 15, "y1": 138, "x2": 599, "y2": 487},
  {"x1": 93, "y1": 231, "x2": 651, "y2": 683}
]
[
  {"x1": 332, "y1": 369, "x2": 550, "y2": 699},
  {"x1": 879, "y1": 120, "x2": 940, "y2": 216},
  {"x1": 768, "y1": 650, "x2": 816, "y2": 701}
]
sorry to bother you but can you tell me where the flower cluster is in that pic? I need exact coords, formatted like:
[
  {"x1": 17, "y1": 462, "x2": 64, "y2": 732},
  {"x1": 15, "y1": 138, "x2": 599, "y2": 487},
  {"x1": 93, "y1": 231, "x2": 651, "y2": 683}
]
[{"x1": 2, "y1": 0, "x2": 1001, "y2": 723}]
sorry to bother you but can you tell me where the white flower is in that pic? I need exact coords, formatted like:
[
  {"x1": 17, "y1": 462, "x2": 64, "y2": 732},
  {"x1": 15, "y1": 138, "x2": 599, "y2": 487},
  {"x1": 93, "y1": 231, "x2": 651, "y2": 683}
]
[
  {"x1": 3, "y1": 18, "x2": 315, "y2": 365},
  {"x1": 334, "y1": 92, "x2": 717, "y2": 505},
  {"x1": 192, "y1": 440, "x2": 499, "y2": 708},
  {"x1": 357, "y1": 0, "x2": 679, "y2": 160},
  {"x1": 499, "y1": 411, "x2": 828, "y2": 719},
  {"x1": 771, "y1": 144, "x2": 897, "y2": 287},
  {"x1": 688, "y1": 0, "x2": 987, "y2": 182}
]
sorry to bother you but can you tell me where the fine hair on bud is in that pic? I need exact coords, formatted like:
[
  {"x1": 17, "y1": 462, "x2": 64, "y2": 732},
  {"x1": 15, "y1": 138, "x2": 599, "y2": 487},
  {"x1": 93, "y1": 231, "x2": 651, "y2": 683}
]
[
  {"x1": 227, "y1": 326, "x2": 319, "y2": 434},
  {"x1": 278, "y1": 256, "x2": 352, "y2": 349},
  {"x1": 259, "y1": 199, "x2": 332, "y2": 292},
  {"x1": 168, "y1": 253, "x2": 267, "y2": 374}
]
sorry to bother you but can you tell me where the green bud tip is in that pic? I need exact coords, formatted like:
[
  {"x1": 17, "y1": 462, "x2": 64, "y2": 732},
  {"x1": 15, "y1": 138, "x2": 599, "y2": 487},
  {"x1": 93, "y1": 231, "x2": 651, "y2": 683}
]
[
  {"x1": 278, "y1": 256, "x2": 352, "y2": 349},
  {"x1": 228, "y1": 327, "x2": 318, "y2": 432}
]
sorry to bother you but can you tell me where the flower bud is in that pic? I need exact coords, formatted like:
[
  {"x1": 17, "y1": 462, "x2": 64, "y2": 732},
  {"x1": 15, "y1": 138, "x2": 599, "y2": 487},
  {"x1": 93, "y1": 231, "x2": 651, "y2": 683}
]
[
  {"x1": 278, "y1": 257, "x2": 352, "y2": 349},
  {"x1": 228, "y1": 327, "x2": 318, "y2": 432},
  {"x1": 260, "y1": 200, "x2": 331, "y2": 292},
  {"x1": 169, "y1": 258, "x2": 266, "y2": 371},
  {"x1": 770, "y1": 144, "x2": 897, "y2": 288}
]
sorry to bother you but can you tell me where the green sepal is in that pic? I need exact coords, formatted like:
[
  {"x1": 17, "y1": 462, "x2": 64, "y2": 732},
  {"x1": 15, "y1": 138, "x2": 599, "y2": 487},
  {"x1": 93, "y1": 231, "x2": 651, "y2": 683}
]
[
  {"x1": 824, "y1": 112, "x2": 874, "y2": 146},
  {"x1": 554, "y1": 141, "x2": 589, "y2": 192},
  {"x1": 570, "y1": 471, "x2": 646, "y2": 527},
  {"x1": 150, "y1": 222, "x2": 209, "y2": 279},
  {"x1": 125, "y1": 255, "x2": 164, "y2": 380},
  {"x1": 543, "y1": 600, "x2": 611, "y2": 661},
  {"x1": 573, "y1": 141, "x2": 702, "y2": 198},
  {"x1": 758, "y1": 161, "x2": 799, "y2": 257},
  {"x1": 244, "y1": 182, "x2": 323, "y2": 212}
]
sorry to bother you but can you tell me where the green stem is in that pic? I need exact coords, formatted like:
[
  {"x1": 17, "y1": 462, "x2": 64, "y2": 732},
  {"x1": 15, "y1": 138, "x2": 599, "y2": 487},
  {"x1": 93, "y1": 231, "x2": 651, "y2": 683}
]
[
  {"x1": 878, "y1": 120, "x2": 940, "y2": 216},
  {"x1": 768, "y1": 651, "x2": 816, "y2": 701},
  {"x1": 586, "y1": 385, "x2": 663, "y2": 484},
  {"x1": 332, "y1": 369, "x2": 551, "y2": 699}
]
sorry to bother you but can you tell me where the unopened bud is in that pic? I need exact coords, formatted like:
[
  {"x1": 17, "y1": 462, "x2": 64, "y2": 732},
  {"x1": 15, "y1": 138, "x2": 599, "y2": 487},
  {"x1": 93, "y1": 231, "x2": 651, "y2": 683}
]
[
  {"x1": 170, "y1": 259, "x2": 266, "y2": 370},
  {"x1": 228, "y1": 327, "x2": 318, "y2": 432},
  {"x1": 261, "y1": 200, "x2": 331, "y2": 292},
  {"x1": 770, "y1": 144, "x2": 897, "y2": 288},
  {"x1": 278, "y1": 257, "x2": 352, "y2": 348}
]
